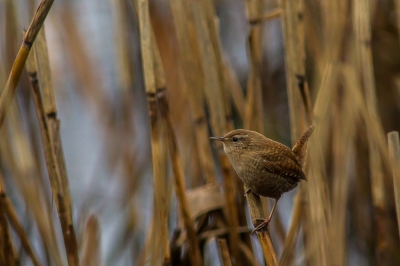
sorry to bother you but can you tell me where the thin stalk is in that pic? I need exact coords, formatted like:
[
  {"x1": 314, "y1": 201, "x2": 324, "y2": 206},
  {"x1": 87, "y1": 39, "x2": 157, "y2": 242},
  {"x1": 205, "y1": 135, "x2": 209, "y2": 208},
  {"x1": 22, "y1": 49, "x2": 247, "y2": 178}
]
[
  {"x1": 168, "y1": 0, "x2": 217, "y2": 185},
  {"x1": 246, "y1": 190, "x2": 278, "y2": 265},
  {"x1": 353, "y1": 0, "x2": 394, "y2": 263},
  {"x1": 26, "y1": 42, "x2": 79, "y2": 266},
  {"x1": 135, "y1": 0, "x2": 170, "y2": 264},
  {"x1": 4, "y1": 194, "x2": 41, "y2": 266},
  {"x1": 192, "y1": 0, "x2": 241, "y2": 262},
  {"x1": 388, "y1": 132, "x2": 400, "y2": 239},
  {"x1": 0, "y1": 0, "x2": 54, "y2": 128},
  {"x1": 158, "y1": 91, "x2": 203, "y2": 266}
]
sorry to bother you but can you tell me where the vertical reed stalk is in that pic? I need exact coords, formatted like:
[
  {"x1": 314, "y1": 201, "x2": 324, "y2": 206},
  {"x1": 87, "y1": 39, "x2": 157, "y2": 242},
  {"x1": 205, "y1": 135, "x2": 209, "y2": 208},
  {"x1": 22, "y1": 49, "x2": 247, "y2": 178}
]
[
  {"x1": 353, "y1": 0, "x2": 394, "y2": 263},
  {"x1": 388, "y1": 132, "x2": 400, "y2": 239},
  {"x1": 168, "y1": 0, "x2": 217, "y2": 185},
  {"x1": 135, "y1": 0, "x2": 170, "y2": 264},
  {"x1": 26, "y1": 37, "x2": 79, "y2": 266}
]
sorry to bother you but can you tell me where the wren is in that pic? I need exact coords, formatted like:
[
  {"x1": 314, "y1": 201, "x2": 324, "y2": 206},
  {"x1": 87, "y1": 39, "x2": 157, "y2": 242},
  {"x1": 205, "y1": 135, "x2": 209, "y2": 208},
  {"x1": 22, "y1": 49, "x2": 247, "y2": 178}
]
[{"x1": 210, "y1": 125, "x2": 315, "y2": 233}]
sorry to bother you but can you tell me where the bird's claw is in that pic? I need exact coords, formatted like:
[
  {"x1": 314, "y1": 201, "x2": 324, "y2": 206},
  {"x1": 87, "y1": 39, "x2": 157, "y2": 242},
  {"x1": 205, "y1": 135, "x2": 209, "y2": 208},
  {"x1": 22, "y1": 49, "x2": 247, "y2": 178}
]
[{"x1": 251, "y1": 218, "x2": 271, "y2": 234}]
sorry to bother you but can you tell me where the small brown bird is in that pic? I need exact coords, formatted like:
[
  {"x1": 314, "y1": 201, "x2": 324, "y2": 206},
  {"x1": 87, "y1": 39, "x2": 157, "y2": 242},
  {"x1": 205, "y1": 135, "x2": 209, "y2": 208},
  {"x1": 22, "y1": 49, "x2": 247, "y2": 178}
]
[{"x1": 210, "y1": 125, "x2": 315, "y2": 233}]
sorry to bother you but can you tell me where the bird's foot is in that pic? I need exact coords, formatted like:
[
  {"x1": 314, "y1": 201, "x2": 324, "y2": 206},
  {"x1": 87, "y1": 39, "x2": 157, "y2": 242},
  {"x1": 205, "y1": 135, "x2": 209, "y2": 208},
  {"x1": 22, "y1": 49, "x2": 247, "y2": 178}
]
[{"x1": 251, "y1": 218, "x2": 271, "y2": 234}]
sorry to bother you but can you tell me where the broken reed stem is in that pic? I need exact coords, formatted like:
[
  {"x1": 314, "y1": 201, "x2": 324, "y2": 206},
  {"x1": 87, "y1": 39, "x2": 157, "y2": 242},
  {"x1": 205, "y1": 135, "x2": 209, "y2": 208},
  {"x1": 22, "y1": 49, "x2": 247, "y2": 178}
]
[
  {"x1": 26, "y1": 46, "x2": 79, "y2": 266},
  {"x1": 158, "y1": 90, "x2": 203, "y2": 266},
  {"x1": 217, "y1": 238, "x2": 233, "y2": 266},
  {"x1": 0, "y1": 0, "x2": 54, "y2": 128},
  {"x1": 388, "y1": 132, "x2": 400, "y2": 239},
  {"x1": 3, "y1": 194, "x2": 41, "y2": 266}
]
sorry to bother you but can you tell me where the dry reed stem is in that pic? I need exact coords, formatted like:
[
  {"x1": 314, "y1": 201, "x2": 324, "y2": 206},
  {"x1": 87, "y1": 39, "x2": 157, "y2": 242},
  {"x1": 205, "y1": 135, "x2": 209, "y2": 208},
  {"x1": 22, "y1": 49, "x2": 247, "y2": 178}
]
[
  {"x1": 278, "y1": 0, "x2": 317, "y2": 263},
  {"x1": 388, "y1": 132, "x2": 400, "y2": 239},
  {"x1": 353, "y1": 1, "x2": 394, "y2": 263},
  {"x1": 224, "y1": 56, "x2": 245, "y2": 121},
  {"x1": 158, "y1": 90, "x2": 203, "y2": 266},
  {"x1": 243, "y1": 1, "x2": 280, "y2": 264},
  {"x1": 159, "y1": 119, "x2": 171, "y2": 266},
  {"x1": 4, "y1": 0, "x2": 18, "y2": 72},
  {"x1": 245, "y1": 191, "x2": 278, "y2": 265},
  {"x1": 329, "y1": 89, "x2": 355, "y2": 265},
  {"x1": 244, "y1": 29, "x2": 264, "y2": 133},
  {"x1": 218, "y1": 238, "x2": 233, "y2": 266},
  {"x1": 219, "y1": 154, "x2": 241, "y2": 263},
  {"x1": 34, "y1": 28, "x2": 56, "y2": 115},
  {"x1": 112, "y1": 0, "x2": 135, "y2": 93},
  {"x1": 301, "y1": 62, "x2": 339, "y2": 265},
  {"x1": 168, "y1": 0, "x2": 216, "y2": 185},
  {"x1": 192, "y1": 0, "x2": 226, "y2": 136},
  {"x1": 0, "y1": 0, "x2": 54, "y2": 128},
  {"x1": 35, "y1": 27, "x2": 73, "y2": 228},
  {"x1": 0, "y1": 121, "x2": 63, "y2": 265},
  {"x1": 136, "y1": 0, "x2": 170, "y2": 264},
  {"x1": 191, "y1": 0, "x2": 241, "y2": 261},
  {"x1": 3, "y1": 194, "x2": 41, "y2": 266},
  {"x1": 80, "y1": 214, "x2": 101, "y2": 266},
  {"x1": 278, "y1": 0, "x2": 308, "y2": 139},
  {"x1": 26, "y1": 44, "x2": 79, "y2": 266},
  {"x1": 149, "y1": 4, "x2": 170, "y2": 264}
]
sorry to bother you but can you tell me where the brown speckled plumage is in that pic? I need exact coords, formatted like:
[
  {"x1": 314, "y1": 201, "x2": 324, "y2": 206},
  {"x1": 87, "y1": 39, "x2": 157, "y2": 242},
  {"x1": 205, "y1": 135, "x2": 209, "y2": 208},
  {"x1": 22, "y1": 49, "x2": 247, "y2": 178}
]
[{"x1": 210, "y1": 125, "x2": 315, "y2": 232}]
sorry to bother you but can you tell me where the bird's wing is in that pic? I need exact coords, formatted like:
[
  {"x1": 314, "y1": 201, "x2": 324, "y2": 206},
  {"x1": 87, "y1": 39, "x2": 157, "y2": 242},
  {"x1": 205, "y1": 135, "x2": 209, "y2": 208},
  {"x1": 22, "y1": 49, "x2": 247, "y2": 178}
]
[{"x1": 261, "y1": 152, "x2": 307, "y2": 181}]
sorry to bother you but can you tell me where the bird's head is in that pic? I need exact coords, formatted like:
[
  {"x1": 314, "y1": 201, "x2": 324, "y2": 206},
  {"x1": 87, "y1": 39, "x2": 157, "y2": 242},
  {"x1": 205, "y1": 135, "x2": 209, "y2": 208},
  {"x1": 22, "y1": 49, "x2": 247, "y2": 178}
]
[{"x1": 210, "y1": 129, "x2": 265, "y2": 154}]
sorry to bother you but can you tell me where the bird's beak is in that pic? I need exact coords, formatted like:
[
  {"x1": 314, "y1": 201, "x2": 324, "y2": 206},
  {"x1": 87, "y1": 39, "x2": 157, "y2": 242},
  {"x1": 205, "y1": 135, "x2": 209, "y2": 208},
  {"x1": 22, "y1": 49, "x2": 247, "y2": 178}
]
[{"x1": 210, "y1": 136, "x2": 225, "y2": 142}]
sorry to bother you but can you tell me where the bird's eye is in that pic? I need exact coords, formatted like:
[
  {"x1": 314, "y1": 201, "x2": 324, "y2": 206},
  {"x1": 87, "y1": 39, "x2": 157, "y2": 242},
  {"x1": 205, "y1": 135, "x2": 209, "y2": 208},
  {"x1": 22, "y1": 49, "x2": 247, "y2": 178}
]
[{"x1": 232, "y1": 137, "x2": 239, "y2": 142}]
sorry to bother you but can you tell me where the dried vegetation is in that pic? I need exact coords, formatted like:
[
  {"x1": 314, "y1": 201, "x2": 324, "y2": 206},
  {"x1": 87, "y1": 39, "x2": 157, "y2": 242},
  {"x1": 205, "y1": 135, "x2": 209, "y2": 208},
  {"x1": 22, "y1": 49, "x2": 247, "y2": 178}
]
[{"x1": 1, "y1": 0, "x2": 400, "y2": 265}]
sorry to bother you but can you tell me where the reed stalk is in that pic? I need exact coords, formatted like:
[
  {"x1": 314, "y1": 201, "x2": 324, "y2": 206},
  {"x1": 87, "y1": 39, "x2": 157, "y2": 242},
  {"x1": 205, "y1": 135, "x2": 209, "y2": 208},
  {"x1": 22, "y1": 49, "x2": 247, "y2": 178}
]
[
  {"x1": 388, "y1": 132, "x2": 400, "y2": 239},
  {"x1": 0, "y1": 0, "x2": 54, "y2": 128}
]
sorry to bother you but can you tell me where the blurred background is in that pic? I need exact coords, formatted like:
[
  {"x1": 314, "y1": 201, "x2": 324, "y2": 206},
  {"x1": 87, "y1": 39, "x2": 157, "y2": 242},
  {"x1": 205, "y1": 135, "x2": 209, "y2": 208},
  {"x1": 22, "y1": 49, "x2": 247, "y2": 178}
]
[{"x1": 1, "y1": 0, "x2": 400, "y2": 265}]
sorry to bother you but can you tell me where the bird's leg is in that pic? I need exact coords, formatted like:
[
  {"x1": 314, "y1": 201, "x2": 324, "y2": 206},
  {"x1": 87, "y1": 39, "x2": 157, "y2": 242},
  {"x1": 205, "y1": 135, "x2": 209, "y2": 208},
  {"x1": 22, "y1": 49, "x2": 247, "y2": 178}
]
[
  {"x1": 244, "y1": 188, "x2": 251, "y2": 196},
  {"x1": 251, "y1": 198, "x2": 279, "y2": 234}
]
